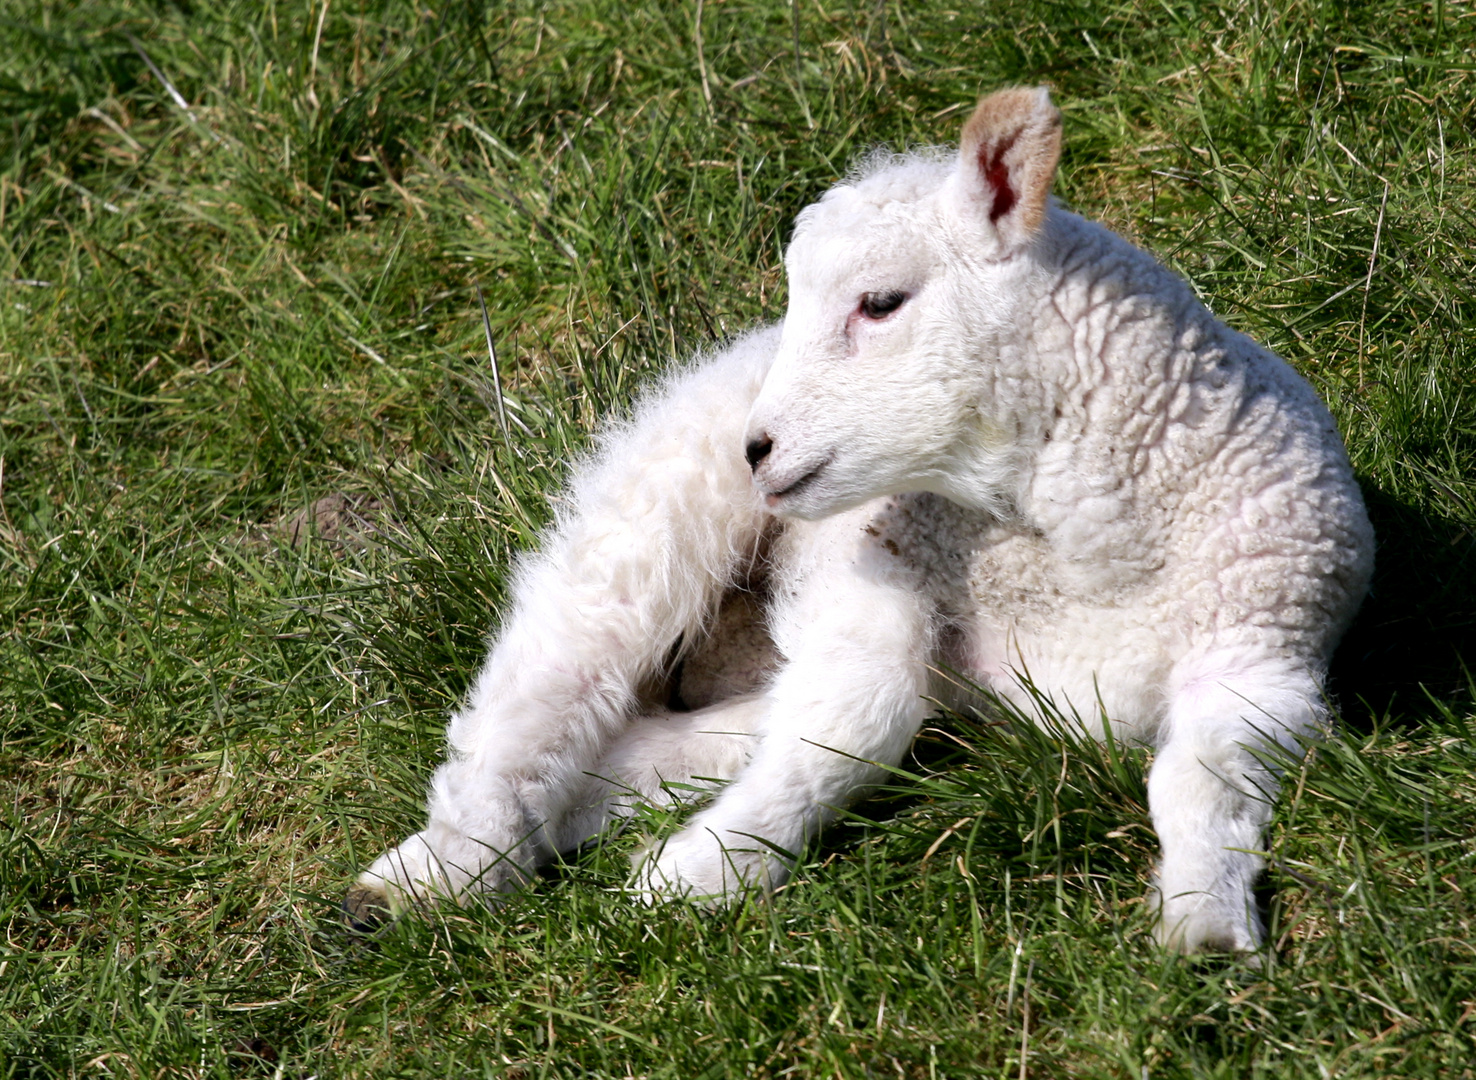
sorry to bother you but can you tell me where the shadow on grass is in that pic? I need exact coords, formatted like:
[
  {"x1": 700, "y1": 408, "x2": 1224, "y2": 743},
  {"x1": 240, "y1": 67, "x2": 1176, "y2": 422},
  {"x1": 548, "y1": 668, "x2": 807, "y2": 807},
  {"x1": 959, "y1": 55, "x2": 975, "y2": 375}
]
[{"x1": 1330, "y1": 482, "x2": 1476, "y2": 726}]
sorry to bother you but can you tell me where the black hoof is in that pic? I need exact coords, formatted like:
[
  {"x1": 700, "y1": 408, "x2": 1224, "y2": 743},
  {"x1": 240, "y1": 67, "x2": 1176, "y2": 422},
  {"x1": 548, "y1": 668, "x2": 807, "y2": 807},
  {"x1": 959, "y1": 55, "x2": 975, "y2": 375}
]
[{"x1": 342, "y1": 884, "x2": 392, "y2": 932}]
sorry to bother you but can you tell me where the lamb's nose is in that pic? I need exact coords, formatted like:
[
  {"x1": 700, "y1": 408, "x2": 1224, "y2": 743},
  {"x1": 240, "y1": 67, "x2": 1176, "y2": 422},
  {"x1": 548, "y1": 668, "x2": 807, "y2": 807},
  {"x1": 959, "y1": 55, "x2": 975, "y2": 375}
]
[{"x1": 745, "y1": 435, "x2": 773, "y2": 472}]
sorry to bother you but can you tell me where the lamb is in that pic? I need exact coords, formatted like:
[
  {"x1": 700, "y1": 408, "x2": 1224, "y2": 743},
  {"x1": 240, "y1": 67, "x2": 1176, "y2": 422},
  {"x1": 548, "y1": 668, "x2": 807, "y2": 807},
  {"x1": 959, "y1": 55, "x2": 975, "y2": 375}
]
[{"x1": 347, "y1": 86, "x2": 1374, "y2": 954}]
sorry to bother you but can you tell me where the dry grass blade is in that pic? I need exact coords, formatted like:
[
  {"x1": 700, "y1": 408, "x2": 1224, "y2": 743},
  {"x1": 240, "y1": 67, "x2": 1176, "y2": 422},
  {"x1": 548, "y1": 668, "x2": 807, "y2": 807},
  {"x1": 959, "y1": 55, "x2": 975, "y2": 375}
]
[{"x1": 476, "y1": 283, "x2": 510, "y2": 441}]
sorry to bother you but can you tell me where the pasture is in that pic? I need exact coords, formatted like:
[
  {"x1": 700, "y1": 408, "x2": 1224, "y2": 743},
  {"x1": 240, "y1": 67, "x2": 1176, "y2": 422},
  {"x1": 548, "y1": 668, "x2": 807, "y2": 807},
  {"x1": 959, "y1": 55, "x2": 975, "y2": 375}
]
[{"x1": 2, "y1": 0, "x2": 1474, "y2": 1075}]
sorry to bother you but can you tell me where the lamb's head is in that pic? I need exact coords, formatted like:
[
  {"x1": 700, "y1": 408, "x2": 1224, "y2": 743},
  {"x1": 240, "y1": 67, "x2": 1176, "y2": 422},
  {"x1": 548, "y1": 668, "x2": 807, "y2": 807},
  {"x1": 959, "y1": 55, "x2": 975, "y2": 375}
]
[{"x1": 745, "y1": 86, "x2": 1063, "y2": 519}]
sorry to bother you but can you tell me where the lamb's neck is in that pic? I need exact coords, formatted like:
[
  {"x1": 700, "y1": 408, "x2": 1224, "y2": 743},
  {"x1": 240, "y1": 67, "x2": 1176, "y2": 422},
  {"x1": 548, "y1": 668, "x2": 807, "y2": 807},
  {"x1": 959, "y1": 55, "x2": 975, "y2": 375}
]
[{"x1": 928, "y1": 433, "x2": 1030, "y2": 520}]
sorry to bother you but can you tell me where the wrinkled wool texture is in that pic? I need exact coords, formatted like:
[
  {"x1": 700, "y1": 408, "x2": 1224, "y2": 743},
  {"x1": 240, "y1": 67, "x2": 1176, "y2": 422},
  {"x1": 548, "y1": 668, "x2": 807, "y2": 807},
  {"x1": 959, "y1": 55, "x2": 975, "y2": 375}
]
[{"x1": 355, "y1": 88, "x2": 1373, "y2": 955}]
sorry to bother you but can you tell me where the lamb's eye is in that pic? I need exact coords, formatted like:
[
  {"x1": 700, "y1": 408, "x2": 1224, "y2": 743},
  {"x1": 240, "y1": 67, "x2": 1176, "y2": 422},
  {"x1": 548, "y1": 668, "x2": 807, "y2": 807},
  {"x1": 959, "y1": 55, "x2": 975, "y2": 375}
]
[{"x1": 858, "y1": 290, "x2": 908, "y2": 320}]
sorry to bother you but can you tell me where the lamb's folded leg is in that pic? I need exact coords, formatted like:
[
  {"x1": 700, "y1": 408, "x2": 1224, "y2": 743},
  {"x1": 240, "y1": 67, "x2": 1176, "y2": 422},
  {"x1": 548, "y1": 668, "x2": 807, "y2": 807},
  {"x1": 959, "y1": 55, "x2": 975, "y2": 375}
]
[
  {"x1": 350, "y1": 329, "x2": 778, "y2": 916},
  {"x1": 1147, "y1": 651, "x2": 1323, "y2": 954},
  {"x1": 552, "y1": 693, "x2": 768, "y2": 852},
  {"x1": 636, "y1": 508, "x2": 937, "y2": 900}
]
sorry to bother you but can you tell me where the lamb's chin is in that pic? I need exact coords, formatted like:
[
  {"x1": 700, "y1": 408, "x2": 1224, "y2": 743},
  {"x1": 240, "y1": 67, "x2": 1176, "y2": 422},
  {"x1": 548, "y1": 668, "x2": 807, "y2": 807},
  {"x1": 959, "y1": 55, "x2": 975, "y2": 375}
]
[
  {"x1": 759, "y1": 457, "x2": 836, "y2": 517},
  {"x1": 764, "y1": 484, "x2": 838, "y2": 520},
  {"x1": 763, "y1": 487, "x2": 828, "y2": 518},
  {"x1": 766, "y1": 477, "x2": 881, "y2": 521}
]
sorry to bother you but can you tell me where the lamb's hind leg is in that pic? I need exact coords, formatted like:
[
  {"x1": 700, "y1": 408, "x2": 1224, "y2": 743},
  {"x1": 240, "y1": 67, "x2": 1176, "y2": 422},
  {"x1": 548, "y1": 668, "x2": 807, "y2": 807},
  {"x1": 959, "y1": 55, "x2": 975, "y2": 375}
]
[
  {"x1": 1148, "y1": 650, "x2": 1323, "y2": 954},
  {"x1": 350, "y1": 329, "x2": 778, "y2": 918}
]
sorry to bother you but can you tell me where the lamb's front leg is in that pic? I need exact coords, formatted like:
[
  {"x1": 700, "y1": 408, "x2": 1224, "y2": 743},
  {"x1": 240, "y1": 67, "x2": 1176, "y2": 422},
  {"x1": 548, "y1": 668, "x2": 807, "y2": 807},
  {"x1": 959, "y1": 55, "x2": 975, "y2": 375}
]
[
  {"x1": 1148, "y1": 652, "x2": 1324, "y2": 954},
  {"x1": 351, "y1": 331, "x2": 777, "y2": 916},
  {"x1": 638, "y1": 513, "x2": 936, "y2": 899}
]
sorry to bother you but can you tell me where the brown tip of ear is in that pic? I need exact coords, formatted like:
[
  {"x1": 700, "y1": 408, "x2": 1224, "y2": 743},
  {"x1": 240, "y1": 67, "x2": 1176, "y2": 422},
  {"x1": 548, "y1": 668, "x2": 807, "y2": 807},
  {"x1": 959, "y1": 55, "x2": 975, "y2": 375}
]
[{"x1": 958, "y1": 87, "x2": 1063, "y2": 241}]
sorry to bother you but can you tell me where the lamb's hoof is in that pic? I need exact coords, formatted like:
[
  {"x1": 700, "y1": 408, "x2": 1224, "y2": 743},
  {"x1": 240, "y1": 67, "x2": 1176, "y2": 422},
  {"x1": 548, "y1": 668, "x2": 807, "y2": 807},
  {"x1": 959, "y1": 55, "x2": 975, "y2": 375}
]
[
  {"x1": 342, "y1": 884, "x2": 392, "y2": 932},
  {"x1": 1150, "y1": 890, "x2": 1264, "y2": 961}
]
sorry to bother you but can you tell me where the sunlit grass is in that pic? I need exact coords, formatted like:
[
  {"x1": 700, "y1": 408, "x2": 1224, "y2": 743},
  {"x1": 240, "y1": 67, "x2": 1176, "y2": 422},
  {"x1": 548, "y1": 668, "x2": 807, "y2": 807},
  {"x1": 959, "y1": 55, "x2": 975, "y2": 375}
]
[{"x1": 2, "y1": 0, "x2": 1474, "y2": 1075}]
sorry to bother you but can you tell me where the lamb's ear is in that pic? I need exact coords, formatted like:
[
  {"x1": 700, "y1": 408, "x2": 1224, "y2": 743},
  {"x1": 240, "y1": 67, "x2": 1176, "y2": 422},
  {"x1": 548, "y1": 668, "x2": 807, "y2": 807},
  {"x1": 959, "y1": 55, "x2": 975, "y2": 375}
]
[{"x1": 952, "y1": 87, "x2": 1062, "y2": 254}]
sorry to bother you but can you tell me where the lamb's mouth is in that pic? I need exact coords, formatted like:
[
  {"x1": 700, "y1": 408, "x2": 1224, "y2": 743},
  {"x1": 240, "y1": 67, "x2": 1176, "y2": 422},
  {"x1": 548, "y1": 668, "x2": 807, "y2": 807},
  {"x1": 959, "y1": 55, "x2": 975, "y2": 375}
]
[{"x1": 763, "y1": 458, "x2": 831, "y2": 508}]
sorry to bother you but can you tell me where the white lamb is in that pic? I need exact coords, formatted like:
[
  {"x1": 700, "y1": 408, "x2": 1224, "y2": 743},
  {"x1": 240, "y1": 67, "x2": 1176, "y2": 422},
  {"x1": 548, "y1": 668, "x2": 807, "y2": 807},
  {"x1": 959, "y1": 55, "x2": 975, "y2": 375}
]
[{"x1": 348, "y1": 87, "x2": 1374, "y2": 954}]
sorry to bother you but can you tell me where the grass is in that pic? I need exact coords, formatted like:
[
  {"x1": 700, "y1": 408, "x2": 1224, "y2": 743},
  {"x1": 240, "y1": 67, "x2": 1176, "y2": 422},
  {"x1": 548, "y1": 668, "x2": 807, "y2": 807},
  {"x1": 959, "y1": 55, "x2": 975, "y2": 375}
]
[{"x1": 1, "y1": 0, "x2": 1474, "y2": 1075}]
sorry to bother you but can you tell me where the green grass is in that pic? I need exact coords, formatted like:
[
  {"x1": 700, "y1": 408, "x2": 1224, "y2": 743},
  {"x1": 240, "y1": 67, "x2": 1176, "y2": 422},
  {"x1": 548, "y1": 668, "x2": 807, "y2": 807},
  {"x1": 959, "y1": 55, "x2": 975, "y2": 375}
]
[{"x1": 2, "y1": 0, "x2": 1474, "y2": 1075}]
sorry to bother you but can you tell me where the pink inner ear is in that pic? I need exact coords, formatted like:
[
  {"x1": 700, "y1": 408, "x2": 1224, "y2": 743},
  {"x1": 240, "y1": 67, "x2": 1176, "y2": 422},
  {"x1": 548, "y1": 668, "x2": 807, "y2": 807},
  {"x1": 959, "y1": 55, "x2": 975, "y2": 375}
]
[{"x1": 978, "y1": 132, "x2": 1019, "y2": 224}]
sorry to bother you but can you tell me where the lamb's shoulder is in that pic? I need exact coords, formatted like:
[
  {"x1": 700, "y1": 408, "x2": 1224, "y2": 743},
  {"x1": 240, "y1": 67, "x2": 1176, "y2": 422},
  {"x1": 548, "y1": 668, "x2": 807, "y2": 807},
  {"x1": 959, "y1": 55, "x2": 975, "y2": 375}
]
[
  {"x1": 1016, "y1": 213, "x2": 1210, "y2": 591},
  {"x1": 1018, "y1": 212, "x2": 1371, "y2": 641}
]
